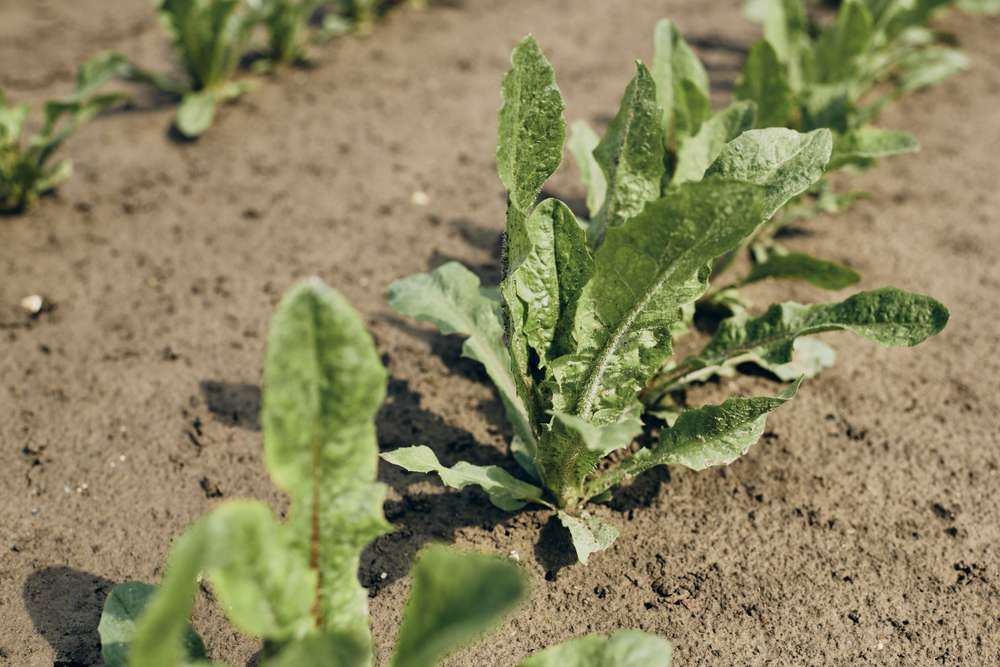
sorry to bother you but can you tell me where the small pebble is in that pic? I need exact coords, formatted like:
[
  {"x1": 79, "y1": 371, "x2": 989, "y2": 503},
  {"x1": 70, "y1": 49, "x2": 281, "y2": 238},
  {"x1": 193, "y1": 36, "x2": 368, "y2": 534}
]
[
  {"x1": 20, "y1": 295, "x2": 44, "y2": 315},
  {"x1": 411, "y1": 191, "x2": 430, "y2": 206}
]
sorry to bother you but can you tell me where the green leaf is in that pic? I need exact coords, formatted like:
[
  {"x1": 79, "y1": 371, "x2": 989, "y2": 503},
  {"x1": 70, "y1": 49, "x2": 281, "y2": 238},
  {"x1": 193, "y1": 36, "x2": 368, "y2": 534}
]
[
  {"x1": 814, "y1": 0, "x2": 874, "y2": 84},
  {"x1": 692, "y1": 288, "x2": 950, "y2": 371},
  {"x1": 958, "y1": 0, "x2": 1000, "y2": 14},
  {"x1": 497, "y1": 35, "x2": 566, "y2": 214},
  {"x1": 265, "y1": 633, "x2": 368, "y2": 667},
  {"x1": 381, "y1": 445, "x2": 545, "y2": 511},
  {"x1": 736, "y1": 40, "x2": 793, "y2": 129},
  {"x1": 552, "y1": 412, "x2": 643, "y2": 458},
  {"x1": 672, "y1": 101, "x2": 756, "y2": 185},
  {"x1": 590, "y1": 62, "x2": 665, "y2": 244},
  {"x1": 762, "y1": 0, "x2": 810, "y2": 90},
  {"x1": 655, "y1": 380, "x2": 801, "y2": 470},
  {"x1": 387, "y1": 262, "x2": 537, "y2": 459},
  {"x1": 745, "y1": 249, "x2": 860, "y2": 290},
  {"x1": 705, "y1": 128, "x2": 833, "y2": 220},
  {"x1": 651, "y1": 19, "x2": 711, "y2": 146},
  {"x1": 176, "y1": 91, "x2": 216, "y2": 137},
  {"x1": 518, "y1": 630, "x2": 673, "y2": 667},
  {"x1": 128, "y1": 502, "x2": 309, "y2": 666},
  {"x1": 554, "y1": 181, "x2": 767, "y2": 423},
  {"x1": 75, "y1": 51, "x2": 131, "y2": 99},
  {"x1": 830, "y1": 127, "x2": 918, "y2": 169},
  {"x1": 557, "y1": 511, "x2": 619, "y2": 564},
  {"x1": 569, "y1": 120, "x2": 607, "y2": 219},
  {"x1": 98, "y1": 582, "x2": 206, "y2": 667},
  {"x1": 391, "y1": 545, "x2": 526, "y2": 667},
  {"x1": 262, "y1": 278, "x2": 391, "y2": 644},
  {"x1": 505, "y1": 198, "x2": 594, "y2": 373},
  {"x1": 895, "y1": 47, "x2": 970, "y2": 95}
]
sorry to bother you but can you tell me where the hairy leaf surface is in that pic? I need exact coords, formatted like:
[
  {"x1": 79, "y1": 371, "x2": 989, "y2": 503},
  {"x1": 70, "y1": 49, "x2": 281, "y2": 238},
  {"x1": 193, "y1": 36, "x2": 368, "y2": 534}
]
[
  {"x1": 705, "y1": 128, "x2": 833, "y2": 220},
  {"x1": 831, "y1": 127, "x2": 918, "y2": 169},
  {"x1": 556, "y1": 181, "x2": 767, "y2": 423},
  {"x1": 692, "y1": 288, "x2": 949, "y2": 370},
  {"x1": 497, "y1": 36, "x2": 565, "y2": 214},
  {"x1": 590, "y1": 62, "x2": 665, "y2": 243}
]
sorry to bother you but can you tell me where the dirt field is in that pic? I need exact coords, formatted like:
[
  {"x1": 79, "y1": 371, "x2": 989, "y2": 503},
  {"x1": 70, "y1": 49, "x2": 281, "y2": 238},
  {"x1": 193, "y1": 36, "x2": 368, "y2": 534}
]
[{"x1": 1, "y1": 1, "x2": 998, "y2": 665}]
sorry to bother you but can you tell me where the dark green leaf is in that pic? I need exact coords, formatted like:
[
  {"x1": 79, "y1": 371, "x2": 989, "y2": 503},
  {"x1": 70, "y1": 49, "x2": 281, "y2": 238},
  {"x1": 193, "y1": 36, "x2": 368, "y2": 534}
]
[
  {"x1": 736, "y1": 40, "x2": 793, "y2": 128},
  {"x1": 590, "y1": 62, "x2": 665, "y2": 244},
  {"x1": 497, "y1": 36, "x2": 566, "y2": 214}
]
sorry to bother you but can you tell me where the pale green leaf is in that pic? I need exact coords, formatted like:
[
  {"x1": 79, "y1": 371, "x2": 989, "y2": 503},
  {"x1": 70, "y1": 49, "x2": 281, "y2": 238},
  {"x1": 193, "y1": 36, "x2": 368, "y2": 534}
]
[
  {"x1": 381, "y1": 445, "x2": 545, "y2": 511},
  {"x1": 958, "y1": 0, "x2": 1000, "y2": 14},
  {"x1": 391, "y1": 546, "x2": 526, "y2": 667},
  {"x1": 590, "y1": 62, "x2": 665, "y2": 244},
  {"x1": 736, "y1": 40, "x2": 793, "y2": 129},
  {"x1": 745, "y1": 249, "x2": 860, "y2": 290},
  {"x1": 705, "y1": 128, "x2": 833, "y2": 220},
  {"x1": 99, "y1": 582, "x2": 206, "y2": 667},
  {"x1": 557, "y1": 511, "x2": 619, "y2": 564},
  {"x1": 672, "y1": 101, "x2": 756, "y2": 185},
  {"x1": 569, "y1": 120, "x2": 607, "y2": 219},
  {"x1": 497, "y1": 36, "x2": 566, "y2": 214},
  {"x1": 831, "y1": 127, "x2": 918, "y2": 169},
  {"x1": 262, "y1": 278, "x2": 391, "y2": 644},
  {"x1": 387, "y1": 262, "x2": 537, "y2": 457},
  {"x1": 128, "y1": 502, "x2": 311, "y2": 666},
  {"x1": 555, "y1": 181, "x2": 766, "y2": 423},
  {"x1": 895, "y1": 47, "x2": 969, "y2": 94},
  {"x1": 518, "y1": 630, "x2": 673, "y2": 667},
  {"x1": 176, "y1": 91, "x2": 216, "y2": 137},
  {"x1": 552, "y1": 412, "x2": 643, "y2": 458}
]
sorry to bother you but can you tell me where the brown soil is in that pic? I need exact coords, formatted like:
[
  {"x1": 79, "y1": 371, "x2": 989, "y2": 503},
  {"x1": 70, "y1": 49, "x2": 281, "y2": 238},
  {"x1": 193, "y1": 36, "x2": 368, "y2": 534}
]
[{"x1": 2, "y1": 1, "x2": 998, "y2": 665}]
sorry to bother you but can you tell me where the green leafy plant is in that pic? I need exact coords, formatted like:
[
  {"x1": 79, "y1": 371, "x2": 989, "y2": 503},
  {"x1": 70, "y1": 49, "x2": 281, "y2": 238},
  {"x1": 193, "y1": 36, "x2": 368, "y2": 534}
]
[
  {"x1": 382, "y1": 36, "x2": 949, "y2": 562},
  {"x1": 94, "y1": 0, "x2": 256, "y2": 138},
  {"x1": 0, "y1": 55, "x2": 126, "y2": 213},
  {"x1": 98, "y1": 278, "x2": 672, "y2": 666},
  {"x1": 570, "y1": 12, "x2": 964, "y2": 317},
  {"x1": 247, "y1": 0, "x2": 323, "y2": 65}
]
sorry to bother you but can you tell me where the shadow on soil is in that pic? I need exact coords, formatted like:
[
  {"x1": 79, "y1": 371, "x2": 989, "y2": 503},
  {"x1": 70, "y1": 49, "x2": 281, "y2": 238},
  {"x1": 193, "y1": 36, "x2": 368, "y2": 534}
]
[
  {"x1": 200, "y1": 380, "x2": 262, "y2": 431},
  {"x1": 23, "y1": 566, "x2": 114, "y2": 666}
]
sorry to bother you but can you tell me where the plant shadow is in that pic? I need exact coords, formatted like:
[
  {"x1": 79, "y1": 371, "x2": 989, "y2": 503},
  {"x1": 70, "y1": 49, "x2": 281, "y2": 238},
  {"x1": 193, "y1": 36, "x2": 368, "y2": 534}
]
[
  {"x1": 23, "y1": 566, "x2": 114, "y2": 666},
  {"x1": 199, "y1": 380, "x2": 262, "y2": 431}
]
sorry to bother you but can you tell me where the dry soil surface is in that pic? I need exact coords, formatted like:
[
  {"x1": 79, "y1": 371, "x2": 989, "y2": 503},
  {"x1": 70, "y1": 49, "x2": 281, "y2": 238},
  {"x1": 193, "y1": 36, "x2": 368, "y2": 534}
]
[{"x1": 1, "y1": 1, "x2": 998, "y2": 665}]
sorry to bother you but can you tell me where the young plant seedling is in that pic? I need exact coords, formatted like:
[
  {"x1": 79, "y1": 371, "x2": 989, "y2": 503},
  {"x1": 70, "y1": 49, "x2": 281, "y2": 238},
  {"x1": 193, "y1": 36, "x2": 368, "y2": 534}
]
[
  {"x1": 246, "y1": 0, "x2": 324, "y2": 66},
  {"x1": 98, "y1": 278, "x2": 672, "y2": 666},
  {"x1": 0, "y1": 56, "x2": 127, "y2": 213},
  {"x1": 94, "y1": 0, "x2": 256, "y2": 138},
  {"x1": 383, "y1": 36, "x2": 949, "y2": 563}
]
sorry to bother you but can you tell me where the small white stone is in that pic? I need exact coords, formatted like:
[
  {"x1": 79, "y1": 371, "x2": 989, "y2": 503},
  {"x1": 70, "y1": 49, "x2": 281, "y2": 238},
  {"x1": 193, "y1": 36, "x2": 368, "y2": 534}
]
[
  {"x1": 119, "y1": 455, "x2": 126, "y2": 462},
  {"x1": 380, "y1": 572, "x2": 388, "y2": 580},
  {"x1": 509, "y1": 550, "x2": 520, "y2": 562},
  {"x1": 21, "y1": 295, "x2": 44, "y2": 314},
  {"x1": 411, "y1": 190, "x2": 430, "y2": 206}
]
